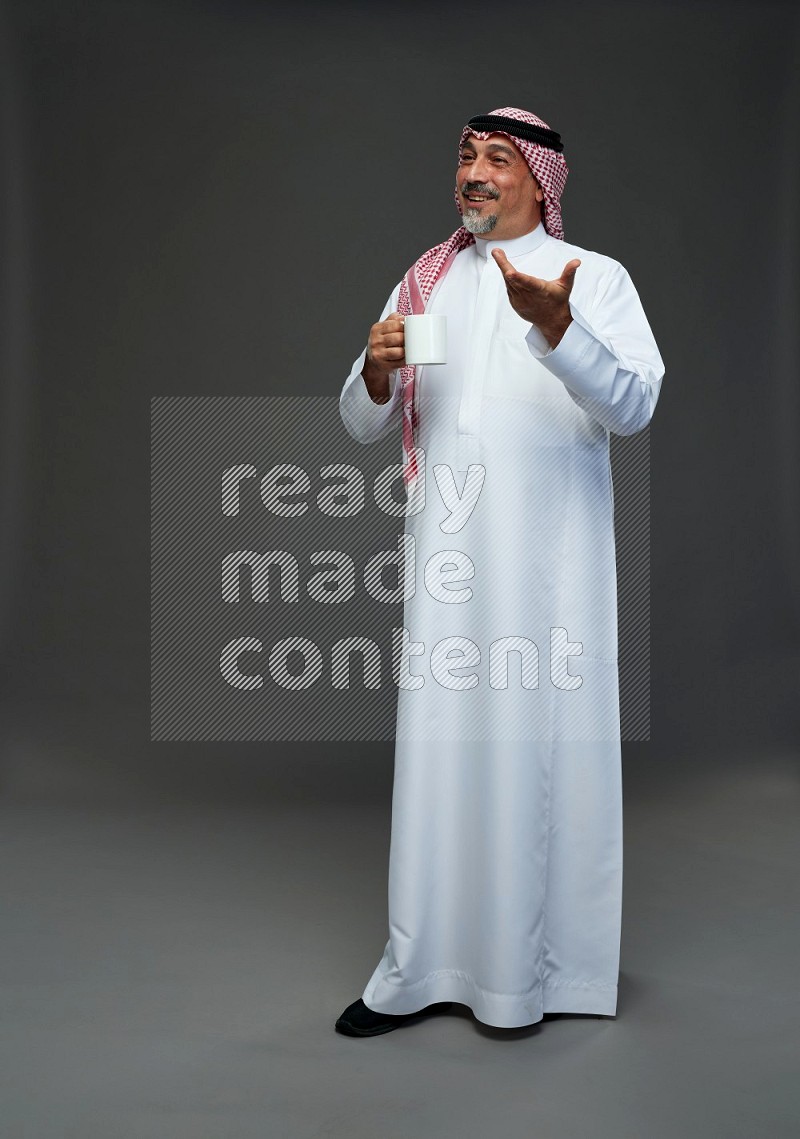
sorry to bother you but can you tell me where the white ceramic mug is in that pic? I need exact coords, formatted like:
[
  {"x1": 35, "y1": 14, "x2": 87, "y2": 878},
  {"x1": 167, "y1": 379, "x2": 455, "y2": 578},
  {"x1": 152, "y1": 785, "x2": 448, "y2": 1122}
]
[{"x1": 403, "y1": 314, "x2": 447, "y2": 366}]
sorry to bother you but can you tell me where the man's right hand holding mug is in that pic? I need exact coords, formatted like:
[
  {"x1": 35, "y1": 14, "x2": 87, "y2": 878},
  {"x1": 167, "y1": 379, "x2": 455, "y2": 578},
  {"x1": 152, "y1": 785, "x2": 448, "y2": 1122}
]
[{"x1": 363, "y1": 313, "x2": 406, "y2": 404}]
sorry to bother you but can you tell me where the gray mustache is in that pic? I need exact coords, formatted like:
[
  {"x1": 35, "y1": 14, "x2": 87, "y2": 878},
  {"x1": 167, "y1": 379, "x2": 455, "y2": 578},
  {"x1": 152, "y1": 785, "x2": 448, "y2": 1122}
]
[{"x1": 462, "y1": 183, "x2": 500, "y2": 199}]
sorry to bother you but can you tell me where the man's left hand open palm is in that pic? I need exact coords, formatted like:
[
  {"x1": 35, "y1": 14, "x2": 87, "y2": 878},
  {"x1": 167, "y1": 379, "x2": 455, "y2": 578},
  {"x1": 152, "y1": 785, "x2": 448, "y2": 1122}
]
[{"x1": 492, "y1": 250, "x2": 581, "y2": 349}]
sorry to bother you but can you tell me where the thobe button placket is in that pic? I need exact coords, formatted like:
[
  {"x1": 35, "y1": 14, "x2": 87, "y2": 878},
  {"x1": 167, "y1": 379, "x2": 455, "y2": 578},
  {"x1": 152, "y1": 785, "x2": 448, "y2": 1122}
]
[{"x1": 456, "y1": 254, "x2": 502, "y2": 472}]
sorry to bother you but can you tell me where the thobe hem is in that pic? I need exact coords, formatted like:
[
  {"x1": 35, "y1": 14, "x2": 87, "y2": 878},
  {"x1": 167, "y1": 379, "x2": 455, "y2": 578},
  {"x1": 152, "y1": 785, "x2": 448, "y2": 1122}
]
[{"x1": 361, "y1": 966, "x2": 617, "y2": 1028}]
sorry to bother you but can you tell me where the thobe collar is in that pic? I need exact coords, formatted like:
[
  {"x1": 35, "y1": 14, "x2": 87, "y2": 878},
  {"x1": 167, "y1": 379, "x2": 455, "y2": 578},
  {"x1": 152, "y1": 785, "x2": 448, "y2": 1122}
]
[{"x1": 473, "y1": 221, "x2": 548, "y2": 260}]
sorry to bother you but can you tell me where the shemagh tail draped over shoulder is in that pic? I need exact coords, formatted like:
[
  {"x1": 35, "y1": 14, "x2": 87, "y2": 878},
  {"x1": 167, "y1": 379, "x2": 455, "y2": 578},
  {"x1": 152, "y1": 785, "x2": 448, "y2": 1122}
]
[{"x1": 398, "y1": 106, "x2": 569, "y2": 485}]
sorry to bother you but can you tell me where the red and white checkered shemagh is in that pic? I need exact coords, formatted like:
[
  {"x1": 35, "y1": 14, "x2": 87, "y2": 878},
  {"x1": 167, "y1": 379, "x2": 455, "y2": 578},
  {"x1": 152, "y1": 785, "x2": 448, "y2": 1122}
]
[{"x1": 397, "y1": 107, "x2": 569, "y2": 486}]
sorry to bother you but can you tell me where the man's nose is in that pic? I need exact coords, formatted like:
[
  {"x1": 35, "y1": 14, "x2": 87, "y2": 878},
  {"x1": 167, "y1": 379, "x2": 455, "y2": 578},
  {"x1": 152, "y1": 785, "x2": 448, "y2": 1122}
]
[{"x1": 467, "y1": 156, "x2": 493, "y2": 185}]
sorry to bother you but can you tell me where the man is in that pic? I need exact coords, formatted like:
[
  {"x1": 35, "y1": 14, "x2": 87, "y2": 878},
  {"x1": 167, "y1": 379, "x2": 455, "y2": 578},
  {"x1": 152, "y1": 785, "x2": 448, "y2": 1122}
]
[{"x1": 335, "y1": 107, "x2": 664, "y2": 1036}]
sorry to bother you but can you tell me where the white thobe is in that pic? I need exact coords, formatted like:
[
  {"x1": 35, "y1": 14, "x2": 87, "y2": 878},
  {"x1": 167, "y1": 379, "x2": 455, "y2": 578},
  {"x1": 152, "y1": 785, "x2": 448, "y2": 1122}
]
[{"x1": 339, "y1": 222, "x2": 664, "y2": 1027}]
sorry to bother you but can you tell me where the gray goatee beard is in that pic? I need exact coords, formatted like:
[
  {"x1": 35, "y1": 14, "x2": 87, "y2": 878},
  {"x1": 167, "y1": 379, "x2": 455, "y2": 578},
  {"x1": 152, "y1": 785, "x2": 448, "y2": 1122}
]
[{"x1": 462, "y1": 209, "x2": 498, "y2": 235}]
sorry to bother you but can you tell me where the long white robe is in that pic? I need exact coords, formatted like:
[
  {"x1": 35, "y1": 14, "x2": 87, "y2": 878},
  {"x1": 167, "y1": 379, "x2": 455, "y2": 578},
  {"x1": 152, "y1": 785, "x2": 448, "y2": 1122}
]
[{"x1": 339, "y1": 222, "x2": 664, "y2": 1027}]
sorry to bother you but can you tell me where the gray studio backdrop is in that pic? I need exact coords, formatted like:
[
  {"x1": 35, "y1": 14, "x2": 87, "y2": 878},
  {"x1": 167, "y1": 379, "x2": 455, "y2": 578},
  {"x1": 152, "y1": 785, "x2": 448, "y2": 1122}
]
[{"x1": 1, "y1": 0, "x2": 798, "y2": 797}]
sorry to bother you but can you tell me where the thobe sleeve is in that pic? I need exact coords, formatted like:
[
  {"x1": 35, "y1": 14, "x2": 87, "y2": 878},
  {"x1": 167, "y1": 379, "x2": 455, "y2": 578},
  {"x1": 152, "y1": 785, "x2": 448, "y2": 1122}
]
[
  {"x1": 524, "y1": 261, "x2": 664, "y2": 436},
  {"x1": 339, "y1": 283, "x2": 404, "y2": 445}
]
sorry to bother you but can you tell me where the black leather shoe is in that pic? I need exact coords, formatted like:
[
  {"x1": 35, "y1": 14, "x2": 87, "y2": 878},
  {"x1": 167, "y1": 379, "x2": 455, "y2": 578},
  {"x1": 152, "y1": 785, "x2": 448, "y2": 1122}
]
[{"x1": 335, "y1": 997, "x2": 453, "y2": 1037}]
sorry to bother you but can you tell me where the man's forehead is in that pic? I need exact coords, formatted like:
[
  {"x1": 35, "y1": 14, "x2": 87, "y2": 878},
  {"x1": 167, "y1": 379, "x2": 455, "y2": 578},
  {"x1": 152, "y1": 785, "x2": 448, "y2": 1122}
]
[{"x1": 460, "y1": 132, "x2": 525, "y2": 159}]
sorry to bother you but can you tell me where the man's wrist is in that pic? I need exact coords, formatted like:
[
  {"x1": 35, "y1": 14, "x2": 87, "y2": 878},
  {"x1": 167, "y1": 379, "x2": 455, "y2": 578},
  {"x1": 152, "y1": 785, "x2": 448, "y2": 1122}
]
[
  {"x1": 366, "y1": 385, "x2": 391, "y2": 405},
  {"x1": 362, "y1": 358, "x2": 392, "y2": 404},
  {"x1": 538, "y1": 312, "x2": 573, "y2": 351}
]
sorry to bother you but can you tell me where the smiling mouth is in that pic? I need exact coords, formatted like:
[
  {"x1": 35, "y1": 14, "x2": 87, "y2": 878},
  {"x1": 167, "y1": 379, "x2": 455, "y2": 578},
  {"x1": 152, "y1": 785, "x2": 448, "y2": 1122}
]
[{"x1": 464, "y1": 193, "x2": 495, "y2": 204}]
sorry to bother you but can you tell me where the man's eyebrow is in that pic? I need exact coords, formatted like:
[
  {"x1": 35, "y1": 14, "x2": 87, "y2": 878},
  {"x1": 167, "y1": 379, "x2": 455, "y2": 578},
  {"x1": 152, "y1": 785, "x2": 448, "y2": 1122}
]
[
  {"x1": 485, "y1": 142, "x2": 517, "y2": 158},
  {"x1": 459, "y1": 141, "x2": 517, "y2": 158}
]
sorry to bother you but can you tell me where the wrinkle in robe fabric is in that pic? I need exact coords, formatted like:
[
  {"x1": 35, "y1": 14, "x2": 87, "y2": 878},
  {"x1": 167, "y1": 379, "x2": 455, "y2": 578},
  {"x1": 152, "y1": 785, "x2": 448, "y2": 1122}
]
[{"x1": 339, "y1": 223, "x2": 663, "y2": 1028}]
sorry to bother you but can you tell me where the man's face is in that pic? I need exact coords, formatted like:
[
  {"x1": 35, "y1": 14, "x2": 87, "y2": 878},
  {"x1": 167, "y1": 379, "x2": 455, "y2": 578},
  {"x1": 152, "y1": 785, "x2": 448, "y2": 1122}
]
[{"x1": 456, "y1": 133, "x2": 543, "y2": 239}]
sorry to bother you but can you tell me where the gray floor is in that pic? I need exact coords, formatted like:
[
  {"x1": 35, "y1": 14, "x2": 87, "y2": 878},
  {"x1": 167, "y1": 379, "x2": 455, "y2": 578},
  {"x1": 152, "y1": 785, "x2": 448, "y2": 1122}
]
[{"x1": 2, "y1": 705, "x2": 798, "y2": 1138}]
